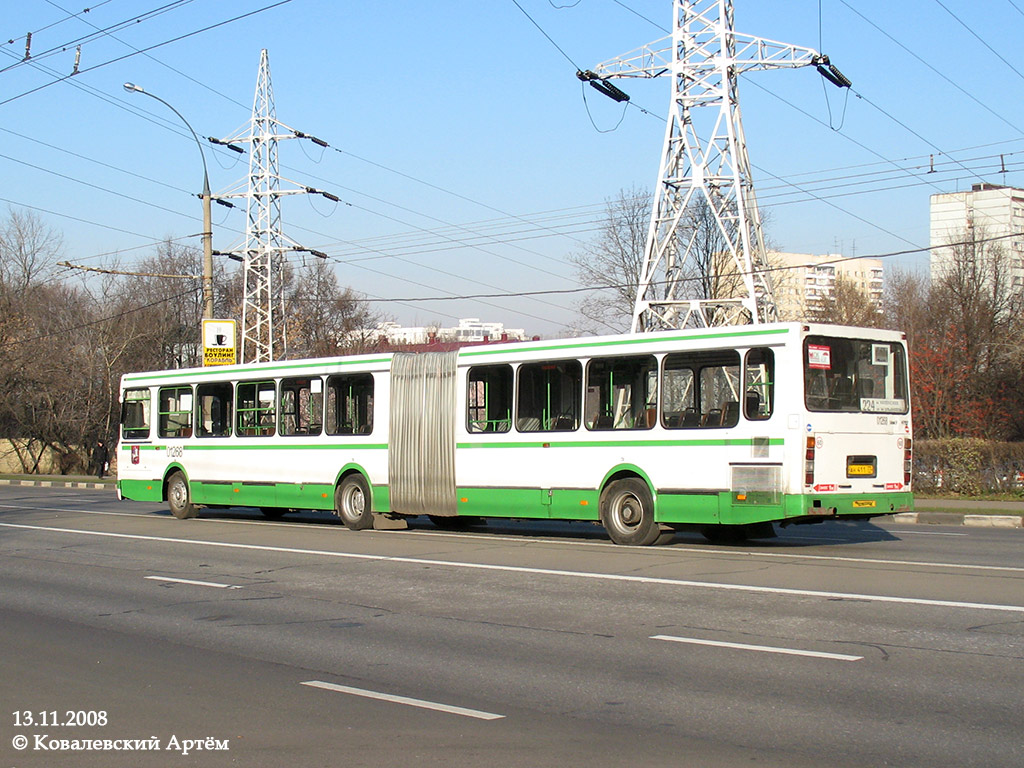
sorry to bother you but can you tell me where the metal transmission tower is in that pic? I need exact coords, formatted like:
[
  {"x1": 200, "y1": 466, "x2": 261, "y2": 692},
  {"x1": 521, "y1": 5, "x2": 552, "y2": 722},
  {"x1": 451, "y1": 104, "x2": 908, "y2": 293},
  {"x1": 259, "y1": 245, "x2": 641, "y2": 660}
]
[
  {"x1": 217, "y1": 49, "x2": 335, "y2": 362},
  {"x1": 581, "y1": 0, "x2": 849, "y2": 331}
]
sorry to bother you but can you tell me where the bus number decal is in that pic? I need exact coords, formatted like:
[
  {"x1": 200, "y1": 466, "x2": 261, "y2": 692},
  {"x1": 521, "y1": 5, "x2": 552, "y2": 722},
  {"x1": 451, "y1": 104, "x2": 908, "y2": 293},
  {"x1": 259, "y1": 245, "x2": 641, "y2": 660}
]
[{"x1": 166, "y1": 445, "x2": 183, "y2": 459}]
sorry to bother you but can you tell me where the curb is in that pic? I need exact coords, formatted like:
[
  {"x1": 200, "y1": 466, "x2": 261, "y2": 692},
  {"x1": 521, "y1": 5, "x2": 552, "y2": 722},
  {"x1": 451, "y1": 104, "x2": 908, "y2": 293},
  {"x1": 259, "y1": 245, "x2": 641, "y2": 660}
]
[
  {"x1": 890, "y1": 511, "x2": 1023, "y2": 529},
  {"x1": 0, "y1": 478, "x2": 112, "y2": 491}
]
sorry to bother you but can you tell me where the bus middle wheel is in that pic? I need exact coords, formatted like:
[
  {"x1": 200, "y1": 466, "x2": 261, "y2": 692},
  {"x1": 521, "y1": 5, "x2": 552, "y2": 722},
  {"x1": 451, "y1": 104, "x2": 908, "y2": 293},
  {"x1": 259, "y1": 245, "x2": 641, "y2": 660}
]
[
  {"x1": 600, "y1": 478, "x2": 662, "y2": 546},
  {"x1": 334, "y1": 474, "x2": 373, "y2": 531}
]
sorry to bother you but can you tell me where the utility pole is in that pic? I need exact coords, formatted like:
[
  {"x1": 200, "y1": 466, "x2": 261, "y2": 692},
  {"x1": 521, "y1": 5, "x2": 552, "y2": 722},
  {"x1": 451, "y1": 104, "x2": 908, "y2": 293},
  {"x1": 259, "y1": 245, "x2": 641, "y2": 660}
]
[
  {"x1": 581, "y1": 0, "x2": 849, "y2": 331},
  {"x1": 215, "y1": 49, "x2": 335, "y2": 363},
  {"x1": 123, "y1": 82, "x2": 216, "y2": 319}
]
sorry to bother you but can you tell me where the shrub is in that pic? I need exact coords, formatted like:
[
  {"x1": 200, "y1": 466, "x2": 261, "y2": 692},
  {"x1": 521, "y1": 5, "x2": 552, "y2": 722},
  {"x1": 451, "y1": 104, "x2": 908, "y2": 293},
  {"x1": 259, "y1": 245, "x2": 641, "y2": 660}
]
[{"x1": 915, "y1": 439, "x2": 1024, "y2": 495}]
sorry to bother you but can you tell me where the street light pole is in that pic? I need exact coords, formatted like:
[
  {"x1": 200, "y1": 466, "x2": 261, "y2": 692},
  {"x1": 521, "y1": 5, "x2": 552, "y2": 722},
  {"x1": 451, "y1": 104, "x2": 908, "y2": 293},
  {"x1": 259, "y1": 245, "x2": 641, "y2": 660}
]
[{"x1": 124, "y1": 82, "x2": 214, "y2": 319}]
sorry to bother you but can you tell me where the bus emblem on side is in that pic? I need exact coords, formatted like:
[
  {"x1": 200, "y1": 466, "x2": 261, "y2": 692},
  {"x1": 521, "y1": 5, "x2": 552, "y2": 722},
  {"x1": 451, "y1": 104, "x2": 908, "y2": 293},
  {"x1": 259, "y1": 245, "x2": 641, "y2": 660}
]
[{"x1": 131, "y1": 445, "x2": 140, "y2": 465}]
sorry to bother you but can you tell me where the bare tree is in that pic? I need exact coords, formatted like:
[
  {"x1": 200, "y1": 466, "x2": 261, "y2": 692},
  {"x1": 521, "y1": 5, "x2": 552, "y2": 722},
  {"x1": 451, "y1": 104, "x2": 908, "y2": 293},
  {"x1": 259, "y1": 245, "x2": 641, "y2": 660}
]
[
  {"x1": 883, "y1": 268, "x2": 930, "y2": 341},
  {"x1": 567, "y1": 187, "x2": 650, "y2": 334},
  {"x1": 678, "y1": 195, "x2": 748, "y2": 315},
  {"x1": 285, "y1": 259, "x2": 384, "y2": 357},
  {"x1": 932, "y1": 226, "x2": 1018, "y2": 373},
  {"x1": 890, "y1": 228, "x2": 1024, "y2": 439},
  {"x1": 568, "y1": 189, "x2": 777, "y2": 332},
  {"x1": 0, "y1": 208, "x2": 62, "y2": 292},
  {"x1": 809, "y1": 273, "x2": 882, "y2": 327}
]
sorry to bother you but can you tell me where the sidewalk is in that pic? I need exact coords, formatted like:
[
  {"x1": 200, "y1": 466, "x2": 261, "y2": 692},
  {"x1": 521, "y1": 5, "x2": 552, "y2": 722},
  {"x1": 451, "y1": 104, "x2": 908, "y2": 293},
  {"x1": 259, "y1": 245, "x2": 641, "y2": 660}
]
[{"x1": 0, "y1": 475, "x2": 1021, "y2": 528}]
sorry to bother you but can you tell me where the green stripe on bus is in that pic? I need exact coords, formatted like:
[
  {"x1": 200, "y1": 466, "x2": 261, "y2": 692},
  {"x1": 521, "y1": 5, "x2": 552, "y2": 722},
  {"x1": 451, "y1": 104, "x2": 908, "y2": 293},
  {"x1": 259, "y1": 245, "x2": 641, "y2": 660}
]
[
  {"x1": 459, "y1": 326, "x2": 790, "y2": 358},
  {"x1": 122, "y1": 357, "x2": 392, "y2": 383},
  {"x1": 185, "y1": 443, "x2": 388, "y2": 451},
  {"x1": 457, "y1": 438, "x2": 785, "y2": 449},
  {"x1": 120, "y1": 442, "x2": 388, "y2": 450},
  {"x1": 123, "y1": 438, "x2": 782, "y2": 451}
]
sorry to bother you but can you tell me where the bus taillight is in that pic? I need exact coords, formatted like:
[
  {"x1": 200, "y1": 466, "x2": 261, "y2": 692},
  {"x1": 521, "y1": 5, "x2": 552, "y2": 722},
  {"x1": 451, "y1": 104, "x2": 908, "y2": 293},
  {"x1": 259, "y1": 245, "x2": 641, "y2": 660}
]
[
  {"x1": 903, "y1": 437, "x2": 912, "y2": 487},
  {"x1": 805, "y1": 435, "x2": 815, "y2": 486}
]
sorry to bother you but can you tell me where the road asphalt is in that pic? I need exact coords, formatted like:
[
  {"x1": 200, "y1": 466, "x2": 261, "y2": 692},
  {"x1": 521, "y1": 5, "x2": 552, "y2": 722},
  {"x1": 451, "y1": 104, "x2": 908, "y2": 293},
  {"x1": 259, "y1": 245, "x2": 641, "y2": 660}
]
[{"x1": 1, "y1": 474, "x2": 1020, "y2": 529}]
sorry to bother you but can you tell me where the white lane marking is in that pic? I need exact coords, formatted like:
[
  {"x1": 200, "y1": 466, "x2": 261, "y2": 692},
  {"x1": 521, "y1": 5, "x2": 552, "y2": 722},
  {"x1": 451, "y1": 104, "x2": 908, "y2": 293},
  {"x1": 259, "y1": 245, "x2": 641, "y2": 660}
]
[
  {"x1": 2, "y1": 503, "x2": 1019, "y2": 574},
  {"x1": 651, "y1": 634, "x2": 863, "y2": 662},
  {"x1": 892, "y1": 530, "x2": 969, "y2": 537},
  {"x1": 3, "y1": 522, "x2": 1024, "y2": 614},
  {"x1": 145, "y1": 575, "x2": 243, "y2": 590},
  {"x1": 300, "y1": 680, "x2": 504, "y2": 721}
]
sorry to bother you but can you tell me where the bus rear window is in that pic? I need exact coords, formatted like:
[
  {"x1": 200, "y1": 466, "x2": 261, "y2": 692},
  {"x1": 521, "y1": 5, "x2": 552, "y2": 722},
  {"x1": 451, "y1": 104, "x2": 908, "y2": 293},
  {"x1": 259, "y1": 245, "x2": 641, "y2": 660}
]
[{"x1": 804, "y1": 336, "x2": 908, "y2": 413}]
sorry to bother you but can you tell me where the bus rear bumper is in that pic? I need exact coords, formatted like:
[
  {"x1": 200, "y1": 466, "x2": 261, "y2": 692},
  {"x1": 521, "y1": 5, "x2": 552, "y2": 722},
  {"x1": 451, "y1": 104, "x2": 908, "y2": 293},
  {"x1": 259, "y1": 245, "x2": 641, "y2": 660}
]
[{"x1": 787, "y1": 490, "x2": 914, "y2": 520}]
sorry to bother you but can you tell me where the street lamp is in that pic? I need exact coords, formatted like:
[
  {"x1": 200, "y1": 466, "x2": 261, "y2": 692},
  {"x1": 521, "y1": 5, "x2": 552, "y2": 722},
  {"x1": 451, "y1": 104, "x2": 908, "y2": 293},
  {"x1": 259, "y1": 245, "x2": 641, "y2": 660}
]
[{"x1": 123, "y1": 82, "x2": 214, "y2": 319}]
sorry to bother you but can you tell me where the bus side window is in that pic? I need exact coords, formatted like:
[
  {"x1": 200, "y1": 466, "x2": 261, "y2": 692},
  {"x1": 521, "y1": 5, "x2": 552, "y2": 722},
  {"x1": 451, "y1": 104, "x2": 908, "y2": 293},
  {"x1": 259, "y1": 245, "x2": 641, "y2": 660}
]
[
  {"x1": 236, "y1": 381, "x2": 276, "y2": 437},
  {"x1": 664, "y1": 350, "x2": 740, "y2": 429},
  {"x1": 326, "y1": 373, "x2": 374, "y2": 436},
  {"x1": 744, "y1": 347, "x2": 774, "y2": 421},
  {"x1": 158, "y1": 386, "x2": 193, "y2": 438},
  {"x1": 467, "y1": 365, "x2": 512, "y2": 433},
  {"x1": 516, "y1": 360, "x2": 581, "y2": 432},
  {"x1": 196, "y1": 382, "x2": 233, "y2": 437},
  {"x1": 661, "y1": 359, "x2": 694, "y2": 428},
  {"x1": 585, "y1": 355, "x2": 657, "y2": 430},
  {"x1": 280, "y1": 377, "x2": 323, "y2": 436},
  {"x1": 121, "y1": 388, "x2": 151, "y2": 440}
]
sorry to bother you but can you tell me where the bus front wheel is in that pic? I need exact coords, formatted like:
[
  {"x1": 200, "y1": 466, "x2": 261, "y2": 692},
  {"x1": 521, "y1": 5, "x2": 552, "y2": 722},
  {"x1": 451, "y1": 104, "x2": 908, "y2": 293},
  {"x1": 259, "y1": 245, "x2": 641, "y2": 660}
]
[
  {"x1": 334, "y1": 475, "x2": 373, "y2": 531},
  {"x1": 600, "y1": 478, "x2": 663, "y2": 546},
  {"x1": 167, "y1": 472, "x2": 198, "y2": 519}
]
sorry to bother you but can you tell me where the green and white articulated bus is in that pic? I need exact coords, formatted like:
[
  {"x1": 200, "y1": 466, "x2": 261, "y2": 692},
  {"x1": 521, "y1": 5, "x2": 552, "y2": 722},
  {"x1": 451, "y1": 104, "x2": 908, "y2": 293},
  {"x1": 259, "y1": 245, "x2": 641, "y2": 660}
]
[{"x1": 116, "y1": 322, "x2": 913, "y2": 545}]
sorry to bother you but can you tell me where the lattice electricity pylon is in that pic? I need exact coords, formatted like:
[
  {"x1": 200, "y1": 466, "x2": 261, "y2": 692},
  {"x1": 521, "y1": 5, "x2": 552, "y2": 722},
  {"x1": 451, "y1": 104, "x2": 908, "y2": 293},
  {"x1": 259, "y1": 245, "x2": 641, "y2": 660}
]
[
  {"x1": 215, "y1": 49, "x2": 335, "y2": 362},
  {"x1": 581, "y1": 0, "x2": 849, "y2": 331}
]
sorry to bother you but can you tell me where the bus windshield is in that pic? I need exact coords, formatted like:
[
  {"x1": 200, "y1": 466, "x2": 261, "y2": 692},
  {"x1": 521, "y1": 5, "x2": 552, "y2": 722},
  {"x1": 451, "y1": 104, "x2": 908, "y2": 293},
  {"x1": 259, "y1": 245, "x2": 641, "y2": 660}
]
[{"x1": 803, "y1": 335, "x2": 908, "y2": 414}]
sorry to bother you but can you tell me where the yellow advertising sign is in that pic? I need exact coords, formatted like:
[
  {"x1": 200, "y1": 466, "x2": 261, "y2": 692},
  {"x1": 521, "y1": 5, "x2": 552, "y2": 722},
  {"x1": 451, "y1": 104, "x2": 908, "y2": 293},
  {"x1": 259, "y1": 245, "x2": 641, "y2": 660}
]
[{"x1": 202, "y1": 319, "x2": 236, "y2": 366}]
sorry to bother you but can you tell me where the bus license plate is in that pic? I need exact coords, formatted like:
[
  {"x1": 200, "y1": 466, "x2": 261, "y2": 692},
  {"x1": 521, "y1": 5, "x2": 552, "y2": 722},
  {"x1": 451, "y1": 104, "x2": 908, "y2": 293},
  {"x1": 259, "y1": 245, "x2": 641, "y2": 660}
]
[
  {"x1": 852, "y1": 500, "x2": 877, "y2": 508},
  {"x1": 847, "y1": 456, "x2": 877, "y2": 478}
]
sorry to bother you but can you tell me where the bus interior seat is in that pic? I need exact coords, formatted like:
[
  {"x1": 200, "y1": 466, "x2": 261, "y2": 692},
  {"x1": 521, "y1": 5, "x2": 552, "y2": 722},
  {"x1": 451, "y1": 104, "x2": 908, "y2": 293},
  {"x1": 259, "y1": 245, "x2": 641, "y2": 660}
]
[
  {"x1": 722, "y1": 400, "x2": 739, "y2": 426},
  {"x1": 830, "y1": 376, "x2": 854, "y2": 407},
  {"x1": 745, "y1": 389, "x2": 762, "y2": 417},
  {"x1": 857, "y1": 378, "x2": 877, "y2": 398},
  {"x1": 702, "y1": 408, "x2": 722, "y2": 427}
]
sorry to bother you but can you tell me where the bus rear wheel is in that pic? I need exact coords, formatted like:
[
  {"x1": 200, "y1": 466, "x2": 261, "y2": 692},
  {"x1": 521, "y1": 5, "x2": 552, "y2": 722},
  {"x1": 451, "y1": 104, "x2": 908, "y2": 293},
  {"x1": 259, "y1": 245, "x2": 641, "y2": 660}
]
[
  {"x1": 334, "y1": 475, "x2": 373, "y2": 531},
  {"x1": 167, "y1": 471, "x2": 198, "y2": 519},
  {"x1": 600, "y1": 478, "x2": 664, "y2": 546}
]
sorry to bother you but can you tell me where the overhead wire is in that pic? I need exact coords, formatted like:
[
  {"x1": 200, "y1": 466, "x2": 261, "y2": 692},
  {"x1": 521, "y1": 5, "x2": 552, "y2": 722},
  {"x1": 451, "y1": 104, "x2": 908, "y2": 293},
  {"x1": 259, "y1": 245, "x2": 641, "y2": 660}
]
[
  {"x1": 6, "y1": 3, "x2": 1024, "y2": 330},
  {"x1": 0, "y1": 0, "x2": 295, "y2": 108},
  {"x1": 1, "y1": 1, "x2": 115, "y2": 45},
  {"x1": 42, "y1": 0, "x2": 255, "y2": 114},
  {"x1": 305, "y1": 229, "x2": 1024, "y2": 305},
  {"x1": 931, "y1": 0, "x2": 1024, "y2": 85},
  {"x1": 20, "y1": 225, "x2": 1016, "y2": 353},
  {"x1": 0, "y1": 1, "x2": 197, "y2": 76},
  {"x1": 835, "y1": 0, "x2": 1024, "y2": 138}
]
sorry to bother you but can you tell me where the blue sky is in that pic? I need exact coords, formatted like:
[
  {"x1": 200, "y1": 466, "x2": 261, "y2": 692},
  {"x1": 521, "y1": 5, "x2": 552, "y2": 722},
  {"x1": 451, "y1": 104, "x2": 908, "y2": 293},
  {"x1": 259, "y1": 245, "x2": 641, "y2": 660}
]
[{"x1": 3, "y1": 1, "x2": 1023, "y2": 336}]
